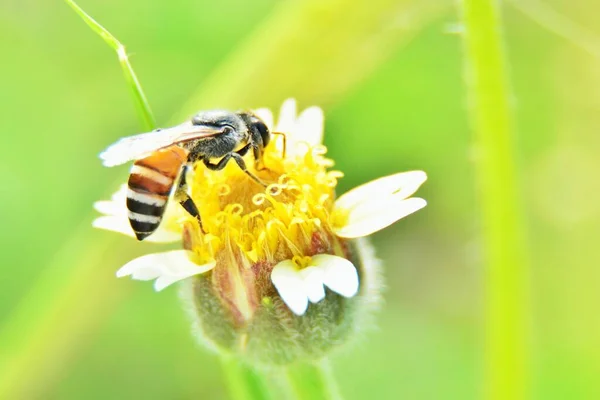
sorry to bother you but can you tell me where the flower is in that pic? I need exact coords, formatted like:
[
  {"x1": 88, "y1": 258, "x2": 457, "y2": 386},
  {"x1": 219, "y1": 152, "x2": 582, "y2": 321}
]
[{"x1": 94, "y1": 98, "x2": 426, "y2": 364}]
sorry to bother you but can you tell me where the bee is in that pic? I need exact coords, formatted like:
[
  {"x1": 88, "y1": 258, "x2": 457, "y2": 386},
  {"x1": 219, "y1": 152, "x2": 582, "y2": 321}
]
[{"x1": 100, "y1": 110, "x2": 281, "y2": 240}]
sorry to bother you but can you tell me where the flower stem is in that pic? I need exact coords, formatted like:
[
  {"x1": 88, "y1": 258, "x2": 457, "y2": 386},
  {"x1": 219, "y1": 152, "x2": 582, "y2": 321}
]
[
  {"x1": 64, "y1": 0, "x2": 156, "y2": 130},
  {"x1": 458, "y1": 1, "x2": 530, "y2": 399},
  {"x1": 285, "y1": 360, "x2": 342, "y2": 400},
  {"x1": 221, "y1": 356, "x2": 272, "y2": 400}
]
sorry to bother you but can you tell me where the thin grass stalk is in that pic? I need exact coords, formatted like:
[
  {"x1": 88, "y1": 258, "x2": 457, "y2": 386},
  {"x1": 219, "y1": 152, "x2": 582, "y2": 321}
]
[
  {"x1": 64, "y1": 0, "x2": 156, "y2": 130},
  {"x1": 458, "y1": 0, "x2": 530, "y2": 399}
]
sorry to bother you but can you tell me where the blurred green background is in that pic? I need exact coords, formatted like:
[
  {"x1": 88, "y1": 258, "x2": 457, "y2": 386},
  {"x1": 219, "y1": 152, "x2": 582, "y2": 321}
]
[{"x1": 1, "y1": 0, "x2": 599, "y2": 398}]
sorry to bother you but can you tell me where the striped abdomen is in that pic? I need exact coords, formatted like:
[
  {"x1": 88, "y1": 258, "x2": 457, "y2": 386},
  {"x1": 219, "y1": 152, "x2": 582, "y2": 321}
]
[{"x1": 127, "y1": 146, "x2": 187, "y2": 240}]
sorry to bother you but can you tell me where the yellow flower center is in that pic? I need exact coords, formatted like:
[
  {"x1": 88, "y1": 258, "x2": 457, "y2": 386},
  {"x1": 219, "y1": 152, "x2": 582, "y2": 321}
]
[{"x1": 178, "y1": 138, "x2": 344, "y2": 267}]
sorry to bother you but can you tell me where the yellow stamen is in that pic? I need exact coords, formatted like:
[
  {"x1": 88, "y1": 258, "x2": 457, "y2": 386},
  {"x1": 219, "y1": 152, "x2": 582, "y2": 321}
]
[{"x1": 180, "y1": 142, "x2": 343, "y2": 266}]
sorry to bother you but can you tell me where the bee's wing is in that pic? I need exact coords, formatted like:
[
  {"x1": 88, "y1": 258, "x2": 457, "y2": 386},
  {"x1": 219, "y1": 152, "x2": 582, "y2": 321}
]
[{"x1": 99, "y1": 123, "x2": 222, "y2": 167}]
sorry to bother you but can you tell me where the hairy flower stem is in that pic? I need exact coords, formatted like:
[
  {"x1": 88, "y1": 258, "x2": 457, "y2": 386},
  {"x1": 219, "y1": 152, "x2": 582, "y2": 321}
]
[
  {"x1": 286, "y1": 360, "x2": 342, "y2": 400},
  {"x1": 221, "y1": 357, "x2": 272, "y2": 400},
  {"x1": 458, "y1": 0, "x2": 530, "y2": 399}
]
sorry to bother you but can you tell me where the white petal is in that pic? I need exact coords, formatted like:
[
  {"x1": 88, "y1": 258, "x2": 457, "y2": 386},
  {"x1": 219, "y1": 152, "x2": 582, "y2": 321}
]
[
  {"x1": 127, "y1": 266, "x2": 161, "y2": 281},
  {"x1": 335, "y1": 197, "x2": 427, "y2": 238},
  {"x1": 298, "y1": 266, "x2": 326, "y2": 303},
  {"x1": 271, "y1": 260, "x2": 309, "y2": 315},
  {"x1": 93, "y1": 199, "x2": 121, "y2": 216},
  {"x1": 333, "y1": 171, "x2": 427, "y2": 238},
  {"x1": 116, "y1": 250, "x2": 216, "y2": 291},
  {"x1": 275, "y1": 98, "x2": 297, "y2": 134},
  {"x1": 92, "y1": 215, "x2": 133, "y2": 237},
  {"x1": 110, "y1": 184, "x2": 129, "y2": 202},
  {"x1": 92, "y1": 214, "x2": 181, "y2": 243},
  {"x1": 334, "y1": 171, "x2": 427, "y2": 212},
  {"x1": 311, "y1": 254, "x2": 359, "y2": 298},
  {"x1": 253, "y1": 107, "x2": 274, "y2": 131},
  {"x1": 141, "y1": 228, "x2": 182, "y2": 243},
  {"x1": 154, "y1": 276, "x2": 185, "y2": 291},
  {"x1": 266, "y1": 99, "x2": 327, "y2": 158},
  {"x1": 93, "y1": 184, "x2": 128, "y2": 215},
  {"x1": 293, "y1": 106, "x2": 324, "y2": 147}
]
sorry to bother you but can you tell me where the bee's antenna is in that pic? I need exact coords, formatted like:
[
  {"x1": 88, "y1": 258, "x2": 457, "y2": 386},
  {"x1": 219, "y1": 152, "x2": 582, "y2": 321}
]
[{"x1": 272, "y1": 131, "x2": 287, "y2": 158}]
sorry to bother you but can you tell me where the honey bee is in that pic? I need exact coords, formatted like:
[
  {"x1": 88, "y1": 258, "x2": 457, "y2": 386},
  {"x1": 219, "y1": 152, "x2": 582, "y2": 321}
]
[{"x1": 100, "y1": 110, "x2": 278, "y2": 240}]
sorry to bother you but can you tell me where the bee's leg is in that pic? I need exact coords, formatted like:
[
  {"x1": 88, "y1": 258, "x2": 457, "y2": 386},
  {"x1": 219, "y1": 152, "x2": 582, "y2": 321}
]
[
  {"x1": 202, "y1": 144, "x2": 251, "y2": 169},
  {"x1": 230, "y1": 152, "x2": 267, "y2": 187},
  {"x1": 175, "y1": 164, "x2": 205, "y2": 233},
  {"x1": 237, "y1": 144, "x2": 252, "y2": 157},
  {"x1": 203, "y1": 145, "x2": 267, "y2": 187}
]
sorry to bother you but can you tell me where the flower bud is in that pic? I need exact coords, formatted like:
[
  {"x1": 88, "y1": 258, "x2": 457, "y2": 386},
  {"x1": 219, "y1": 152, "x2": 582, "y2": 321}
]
[{"x1": 181, "y1": 236, "x2": 382, "y2": 366}]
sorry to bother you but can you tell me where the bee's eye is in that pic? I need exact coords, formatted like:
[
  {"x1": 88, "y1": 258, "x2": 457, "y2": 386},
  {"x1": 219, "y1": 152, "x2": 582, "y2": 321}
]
[{"x1": 254, "y1": 120, "x2": 270, "y2": 146}]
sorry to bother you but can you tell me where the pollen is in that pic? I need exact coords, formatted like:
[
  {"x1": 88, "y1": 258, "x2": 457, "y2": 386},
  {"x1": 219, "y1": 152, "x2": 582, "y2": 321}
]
[{"x1": 181, "y1": 139, "x2": 344, "y2": 268}]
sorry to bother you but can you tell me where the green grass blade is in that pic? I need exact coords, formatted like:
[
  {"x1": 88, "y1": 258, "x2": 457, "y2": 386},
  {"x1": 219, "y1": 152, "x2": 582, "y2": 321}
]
[
  {"x1": 458, "y1": 0, "x2": 530, "y2": 399},
  {"x1": 64, "y1": 0, "x2": 156, "y2": 130}
]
